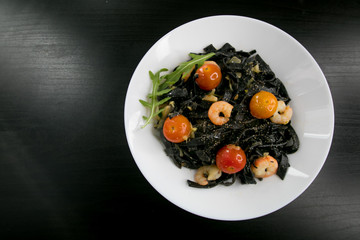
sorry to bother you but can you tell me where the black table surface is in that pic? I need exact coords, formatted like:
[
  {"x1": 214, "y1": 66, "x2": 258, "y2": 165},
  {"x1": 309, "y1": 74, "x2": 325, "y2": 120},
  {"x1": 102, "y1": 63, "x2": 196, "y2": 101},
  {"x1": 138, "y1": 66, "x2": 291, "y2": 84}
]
[{"x1": 1, "y1": 0, "x2": 359, "y2": 239}]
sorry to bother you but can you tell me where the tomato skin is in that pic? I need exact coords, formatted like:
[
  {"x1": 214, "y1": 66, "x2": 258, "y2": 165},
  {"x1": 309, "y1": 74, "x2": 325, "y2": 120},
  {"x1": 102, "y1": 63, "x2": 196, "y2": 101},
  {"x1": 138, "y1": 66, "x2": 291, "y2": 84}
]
[
  {"x1": 216, "y1": 144, "x2": 247, "y2": 174},
  {"x1": 195, "y1": 61, "x2": 222, "y2": 91},
  {"x1": 162, "y1": 115, "x2": 192, "y2": 143},
  {"x1": 249, "y1": 91, "x2": 278, "y2": 119}
]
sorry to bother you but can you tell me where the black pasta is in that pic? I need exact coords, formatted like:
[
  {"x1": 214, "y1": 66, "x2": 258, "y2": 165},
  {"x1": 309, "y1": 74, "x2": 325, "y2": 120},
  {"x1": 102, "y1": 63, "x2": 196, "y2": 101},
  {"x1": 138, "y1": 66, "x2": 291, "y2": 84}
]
[{"x1": 158, "y1": 43, "x2": 299, "y2": 188}]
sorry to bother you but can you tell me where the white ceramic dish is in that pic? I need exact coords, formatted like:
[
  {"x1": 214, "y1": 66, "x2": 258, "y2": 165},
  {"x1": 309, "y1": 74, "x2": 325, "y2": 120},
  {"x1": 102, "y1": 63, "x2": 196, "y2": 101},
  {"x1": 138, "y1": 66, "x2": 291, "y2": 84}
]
[{"x1": 124, "y1": 15, "x2": 334, "y2": 220}]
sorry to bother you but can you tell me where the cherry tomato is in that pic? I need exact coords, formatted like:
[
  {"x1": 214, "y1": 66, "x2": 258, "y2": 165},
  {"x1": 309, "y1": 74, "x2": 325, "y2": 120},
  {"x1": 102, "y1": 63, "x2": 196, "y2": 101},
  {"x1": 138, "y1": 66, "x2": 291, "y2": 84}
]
[
  {"x1": 249, "y1": 90, "x2": 278, "y2": 119},
  {"x1": 195, "y1": 61, "x2": 222, "y2": 91},
  {"x1": 216, "y1": 144, "x2": 247, "y2": 174},
  {"x1": 162, "y1": 115, "x2": 192, "y2": 143}
]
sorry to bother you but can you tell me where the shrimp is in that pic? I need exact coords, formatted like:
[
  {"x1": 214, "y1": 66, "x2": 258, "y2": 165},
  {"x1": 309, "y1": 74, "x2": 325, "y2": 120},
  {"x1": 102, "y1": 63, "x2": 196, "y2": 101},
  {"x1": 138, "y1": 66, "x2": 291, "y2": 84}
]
[
  {"x1": 208, "y1": 101, "x2": 233, "y2": 125},
  {"x1": 270, "y1": 100, "x2": 293, "y2": 125},
  {"x1": 194, "y1": 165, "x2": 222, "y2": 186},
  {"x1": 250, "y1": 154, "x2": 278, "y2": 178}
]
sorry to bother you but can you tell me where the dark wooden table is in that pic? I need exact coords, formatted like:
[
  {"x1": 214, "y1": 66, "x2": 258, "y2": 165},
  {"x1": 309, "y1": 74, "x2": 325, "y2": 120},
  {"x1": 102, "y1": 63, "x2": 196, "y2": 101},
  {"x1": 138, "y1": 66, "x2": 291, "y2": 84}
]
[{"x1": 1, "y1": 0, "x2": 359, "y2": 239}]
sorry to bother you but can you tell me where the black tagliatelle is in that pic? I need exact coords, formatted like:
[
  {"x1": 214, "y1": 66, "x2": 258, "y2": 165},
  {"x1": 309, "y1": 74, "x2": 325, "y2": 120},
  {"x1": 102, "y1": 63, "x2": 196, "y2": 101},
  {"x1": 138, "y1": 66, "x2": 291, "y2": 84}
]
[{"x1": 156, "y1": 43, "x2": 299, "y2": 188}]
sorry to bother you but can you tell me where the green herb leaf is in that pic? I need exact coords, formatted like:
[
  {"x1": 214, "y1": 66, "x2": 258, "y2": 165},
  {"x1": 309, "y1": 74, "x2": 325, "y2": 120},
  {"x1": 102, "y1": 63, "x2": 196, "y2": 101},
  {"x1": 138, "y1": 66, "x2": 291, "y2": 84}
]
[
  {"x1": 139, "y1": 99, "x2": 152, "y2": 108},
  {"x1": 147, "y1": 88, "x2": 172, "y2": 98},
  {"x1": 159, "y1": 52, "x2": 215, "y2": 90},
  {"x1": 155, "y1": 96, "x2": 171, "y2": 107},
  {"x1": 139, "y1": 68, "x2": 168, "y2": 128},
  {"x1": 139, "y1": 52, "x2": 215, "y2": 128}
]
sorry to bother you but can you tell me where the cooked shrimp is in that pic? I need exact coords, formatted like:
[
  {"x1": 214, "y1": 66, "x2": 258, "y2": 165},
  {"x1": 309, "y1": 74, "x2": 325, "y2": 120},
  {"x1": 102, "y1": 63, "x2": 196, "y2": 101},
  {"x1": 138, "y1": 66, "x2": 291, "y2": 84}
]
[
  {"x1": 208, "y1": 101, "x2": 233, "y2": 125},
  {"x1": 270, "y1": 100, "x2": 293, "y2": 125},
  {"x1": 194, "y1": 165, "x2": 222, "y2": 186},
  {"x1": 251, "y1": 154, "x2": 278, "y2": 178}
]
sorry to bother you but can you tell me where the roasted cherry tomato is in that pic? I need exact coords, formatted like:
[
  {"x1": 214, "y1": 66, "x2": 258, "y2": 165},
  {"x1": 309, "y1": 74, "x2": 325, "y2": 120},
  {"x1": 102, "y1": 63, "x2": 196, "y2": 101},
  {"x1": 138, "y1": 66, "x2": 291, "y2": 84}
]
[
  {"x1": 216, "y1": 144, "x2": 247, "y2": 174},
  {"x1": 163, "y1": 115, "x2": 192, "y2": 143},
  {"x1": 195, "y1": 61, "x2": 222, "y2": 91},
  {"x1": 249, "y1": 90, "x2": 278, "y2": 119}
]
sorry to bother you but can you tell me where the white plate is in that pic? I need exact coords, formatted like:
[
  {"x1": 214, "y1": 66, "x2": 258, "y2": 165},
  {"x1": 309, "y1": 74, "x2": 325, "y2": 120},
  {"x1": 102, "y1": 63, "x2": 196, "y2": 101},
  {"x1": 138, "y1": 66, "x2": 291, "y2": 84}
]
[{"x1": 124, "y1": 15, "x2": 334, "y2": 220}]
